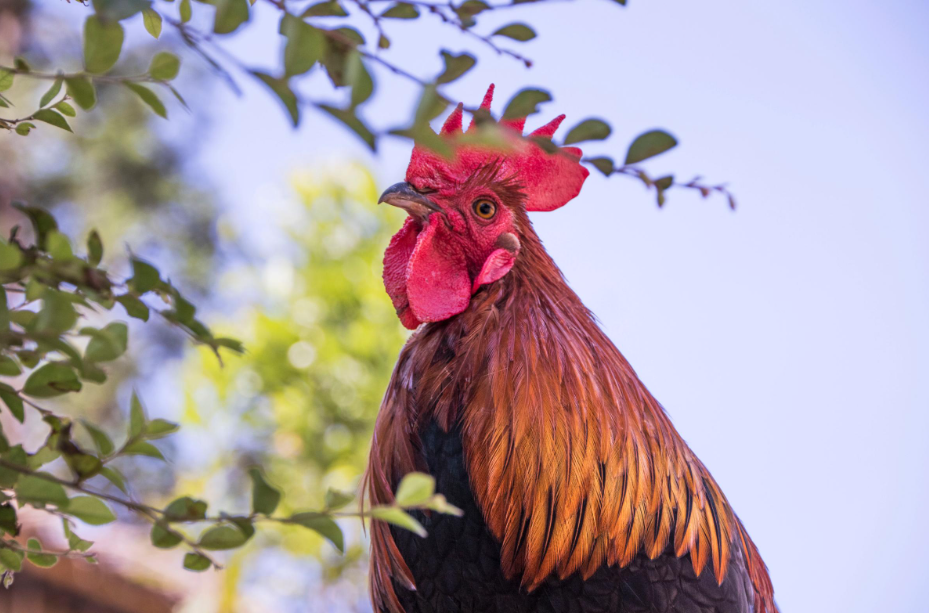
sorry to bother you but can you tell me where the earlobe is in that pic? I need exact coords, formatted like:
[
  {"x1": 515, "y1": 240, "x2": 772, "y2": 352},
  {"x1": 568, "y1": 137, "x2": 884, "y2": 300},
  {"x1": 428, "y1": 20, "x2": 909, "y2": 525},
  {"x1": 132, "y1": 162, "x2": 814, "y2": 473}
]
[{"x1": 473, "y1": 233, "x2": 520, "y2": 293}]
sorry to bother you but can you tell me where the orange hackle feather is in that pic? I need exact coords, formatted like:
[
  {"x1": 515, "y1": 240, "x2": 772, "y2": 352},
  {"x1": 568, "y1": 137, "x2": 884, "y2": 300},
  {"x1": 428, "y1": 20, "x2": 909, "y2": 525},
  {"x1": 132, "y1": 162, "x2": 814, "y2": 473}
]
[{"x1": 365, "y1": 88, "x2": 777, "y2": 613}]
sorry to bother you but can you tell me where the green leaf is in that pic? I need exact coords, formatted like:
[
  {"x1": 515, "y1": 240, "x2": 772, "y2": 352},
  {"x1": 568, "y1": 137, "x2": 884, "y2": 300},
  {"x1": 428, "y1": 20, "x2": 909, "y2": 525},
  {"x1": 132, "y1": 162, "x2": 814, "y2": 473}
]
[
  {"x1": 249, "y1": 468, "x2": 281, "y2": 515},
  {"x1": 183, "y1": 552, "x2": 211, "y2": 571},
  {"x1": 83, "y1": 16, "x2": 125, "y2": 74},
  {"x1": 25, "y1": 538, "x2": 57, "y2": 568},
  {"x1": 213, "y1": 0, "x2": 249, "y2": 34},
  {"x1": 0, "y1": 548, "x2": 23, "y2": 572},
  {"x1": 252, "y1": 72, "x2": 299, "y2": 127},
  {"x1": 654, "y1": 175, "x2": 674, "y2": 191},
  {"x1": 32, "y1": 109, "x2": 72, "y2": 133},
  {"x1": 454, "y1": 0, "x2": 489, "y2": 21},
  {"x1": 129, "y1": 392, "x2": 146, "y2": 438},
  {"x1": 324, "y1": 488, "x2": 354, "y2": 511},
  {"x1": 55, "y1": 101, "x2": 76, "y2": 117},
  {"x1": 502, "y1": 88, "x2": 551, "y2": 120},
  {"x1": 492, "y1": 23, "x2": 536, "y2": 42},
  {"x1": 84, "y1": 322, "x2": 129, "y2": 363},
  {"x1": 302, "y1": 0, "x2": 347, "y2": 17},
  {"x1": 65, "y1": 496, "x2": 116, "y2": 525},
  {"x1": 149, "y1": 52, "x2": 180, "y2": 80},
  {"x1": 198, "y1": 524, "x2": 249, "y2": 550},
  {"x1": 165, "y1": 496, "x2": 207, "y2": 521},
  {"x1": 39, "y1": 77, "x2": 63, "y2": 108},
  {"x1": 15, "y1": 122, "x2": 35, "y2": 136},
  {"x1": 437, "y1": 51, "x2": 476, "y2": 85},
  {"x1": 46, "y1": 230, "x2": 74, "y2": 260},
  {"x1": 99, "y1": 466, "x2": 128, "y2": 493},
  {"x1": 116, "y1": 294, "x2": 150, "y2": 321},
  {"x1": 36, "y1": 290, "x2": 77, "y2": 334},
  {"x1": 87, "y1": 230, "x2": 103, "y2": 266},
  {"x1": 424, "y1": 493, "x2": 463, "y2": 516},
  {"x1": 289, "y1": 512, "x2": 344, "y2": 553},
  {"x1": 0, "y1": 504, "x2": 18, "y2": 536},
  {"x1": 65, "y1": 77, "x2": 97, "y2": 110},
  {"x1": 92, "y1": 0, "x2": 151, "y2": 21},
  {"x1": 62, "y1": 520, "x2": 94, "y2": 552},
  {"x1": 394, "y1": 472, "x2": 435, "y2": 507},
  {"x1": 142, "y1": 8, "x2": 162, "y2": 38},
  {"x1": 151, "y1": 522, "x2": 182, "y2": 548},
  {"x1": 318, "y1": 104, "x2": 375, "y2": 150},
  {"x1": 563, "y1": 118, "x2": 611, "y2": 145},
  {"x1": 0, "y1": 390, "x2": 24, "y2": 423},
  {"x1": 281, "y1": 16, "x2": 326, "y2": 77},
  {"x1": 624, "y1": 129, "x2": 678, "y2": 165},
  {"x1": 371, "y1": 506, "x2": 426, "y2": 537},
  {"x1": 129, "y1": 258, "x2": 160, "y2": 293},
  {"x1": 585, "y1": 156, "x2": 615, "y2": 177},
  {"x1": 81, "y1": 421, "x2": 114, "y2": 456},
  {"x1": 13, "y1": 203, "x2": 58, "y2": 249},
  {"x1": 0, "y1": 357, "x2": 20, "y2": 377},
  {"x1": 122, "y1": 440, "x2": 164, "y2": 460},
  {"x1": 23, "y1": 363, "x2": 82, "y2": 398},
  {"x1": 380, "y1": 2, "x2": 418, "y2": 18},
  {"x1": 0, "y1": 240, "x2": 22, "y2": 270},
  {"x1": 345, "y1": 51, "x2": 373, "y2": 108},
  {"x1": 15, "y1": 475, "x2": 69, "y2": 507},
  {"x1": 0, "y1": 69, "x2": 12, "y2": 92},
  {"x1": 179, "y1": 0, "x2": 192, "y2": 23},
  {"x1": 145, "y1": 418, "x2": 179, "y2": 439},
  {"x1": 125, "y1": 82, "x2": 167, "y2": 118}
]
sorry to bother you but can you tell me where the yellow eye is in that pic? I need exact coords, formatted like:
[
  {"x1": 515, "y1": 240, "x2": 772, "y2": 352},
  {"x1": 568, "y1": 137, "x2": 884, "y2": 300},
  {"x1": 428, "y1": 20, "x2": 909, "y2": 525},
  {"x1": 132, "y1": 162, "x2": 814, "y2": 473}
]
[{"x1": 472, "y1": 199, "x2": 497, "y2": 219}]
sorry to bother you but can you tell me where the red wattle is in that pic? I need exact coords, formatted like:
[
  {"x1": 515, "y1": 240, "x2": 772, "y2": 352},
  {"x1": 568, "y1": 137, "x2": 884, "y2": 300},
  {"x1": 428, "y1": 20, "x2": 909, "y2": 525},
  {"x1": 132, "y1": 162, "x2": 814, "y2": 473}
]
[
  {"x1": 406, "y1": 221, "x2": 471, "y2": 325},
  {"x1": 382, "y1": 217, "x2": 422, "y2": 330}
]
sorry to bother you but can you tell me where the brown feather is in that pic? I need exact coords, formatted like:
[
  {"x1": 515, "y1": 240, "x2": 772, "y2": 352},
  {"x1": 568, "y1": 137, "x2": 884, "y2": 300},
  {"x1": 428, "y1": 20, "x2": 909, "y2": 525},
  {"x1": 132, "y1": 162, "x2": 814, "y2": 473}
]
[{"x1": 365, "y1": 204, "x2": 778, "y2": 613}]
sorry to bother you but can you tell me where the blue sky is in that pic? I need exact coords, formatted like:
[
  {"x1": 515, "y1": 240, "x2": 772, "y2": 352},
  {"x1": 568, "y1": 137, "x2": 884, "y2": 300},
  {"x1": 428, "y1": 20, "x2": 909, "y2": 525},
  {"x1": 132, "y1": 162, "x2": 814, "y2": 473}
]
[{"x1": 184, "y1": 1, "x2": 929, "y2": 611}]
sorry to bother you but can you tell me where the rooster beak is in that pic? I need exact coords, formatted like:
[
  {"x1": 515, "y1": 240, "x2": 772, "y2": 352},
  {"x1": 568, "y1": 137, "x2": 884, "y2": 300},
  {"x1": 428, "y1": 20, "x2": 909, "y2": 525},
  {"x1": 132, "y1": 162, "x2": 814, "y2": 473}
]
[{"x1": 378, "y1": 182, "x2": 443, "y2": 221}]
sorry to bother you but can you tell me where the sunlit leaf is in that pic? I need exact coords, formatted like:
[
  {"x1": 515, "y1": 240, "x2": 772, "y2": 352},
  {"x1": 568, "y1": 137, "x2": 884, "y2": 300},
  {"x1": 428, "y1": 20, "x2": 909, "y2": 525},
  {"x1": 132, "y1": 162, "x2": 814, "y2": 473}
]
[
  {"x1": 371, "y1": 506, "x2": 426, "y2": 537},
  {"x1": 125, "y1": 83, "x2": 167, "y2": 118},
  {"x1": 302, "y1": 0, "x2": 347, "y2": 17},
  {"x1": 25, "y1": 538, "x2": 57, "y2": 568},
  {"x1": 149, "y1": 52, "x2": 180, "y2": 80},
  {"x1": 65, "y1": 496, "x2": 116, "y2": 525},
  {"x1": 23, "y1": 363, "x2": 82, "y2": 398},
  {"x1": 65, "y1": 77, "x2": 96, "y2": 110},
  {"x1": 15, "y1": 475, "x2": 69, "y2": 507},
  {"x1": 83, "y1": 16, "x2": 124, "y2": 74},
  {"x1": 289, "y1": 512, "x2": 344, "y2": 552},
  {"x1": 394, "y1": 472, "x2": 435, "y2": 507},
  {"x1": 184, "y1": 552, "x2": 211, "y2": 571},
  {"x1": 198, "y1": 524, "x2": 250, "y2": 550},
  {"x1": 213, "y1": 0, "x2": 250, "y2": 34},
  {"x1": 32, "y1": 109, "x2": 72, "y2": 133},
  {"x1": 39, "y1": 77, "x2": 63, "y2": 108},
  {"x1": 249, "y1": 467, "x2": 281, "y2": 515},
  {"x1": 142, "y1": 8, "x2": 162, "y2": 38}
]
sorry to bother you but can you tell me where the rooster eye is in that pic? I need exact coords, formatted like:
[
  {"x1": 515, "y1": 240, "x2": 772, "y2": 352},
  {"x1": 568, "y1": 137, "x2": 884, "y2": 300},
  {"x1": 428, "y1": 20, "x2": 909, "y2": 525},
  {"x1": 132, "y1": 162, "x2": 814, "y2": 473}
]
[{"x1": 472, "y1": 199, "x2": 497, "y2": 220}]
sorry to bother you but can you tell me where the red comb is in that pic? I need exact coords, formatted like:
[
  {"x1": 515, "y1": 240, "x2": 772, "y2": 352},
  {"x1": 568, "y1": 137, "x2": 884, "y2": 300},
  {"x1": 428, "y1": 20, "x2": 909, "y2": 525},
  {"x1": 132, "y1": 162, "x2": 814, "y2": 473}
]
[{"x1": 407, "y1": 84, "x2": 589, "y2": 213}]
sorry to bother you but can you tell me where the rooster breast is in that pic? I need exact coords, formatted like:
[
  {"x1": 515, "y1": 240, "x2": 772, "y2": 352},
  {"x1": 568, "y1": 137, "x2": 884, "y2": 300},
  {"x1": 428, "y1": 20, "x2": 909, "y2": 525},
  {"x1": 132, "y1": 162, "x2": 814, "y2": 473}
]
[{"x1": 388, "y1": 420, "x2": 756, "y2": 613}]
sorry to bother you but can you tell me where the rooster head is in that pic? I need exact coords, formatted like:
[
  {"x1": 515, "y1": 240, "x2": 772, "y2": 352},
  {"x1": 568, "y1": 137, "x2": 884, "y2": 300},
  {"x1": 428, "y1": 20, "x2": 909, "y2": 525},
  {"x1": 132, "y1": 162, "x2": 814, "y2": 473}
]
[{"x1": 379, "y1": 84, "x2": 589, "y2": 329}]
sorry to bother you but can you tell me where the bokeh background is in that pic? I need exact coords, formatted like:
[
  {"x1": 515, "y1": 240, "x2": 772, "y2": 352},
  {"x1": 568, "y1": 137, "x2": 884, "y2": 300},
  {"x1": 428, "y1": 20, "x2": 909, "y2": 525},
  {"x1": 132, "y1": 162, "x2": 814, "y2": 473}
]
[{"x1": 0, "y1": 1, "x2": 927, "y2": 612}]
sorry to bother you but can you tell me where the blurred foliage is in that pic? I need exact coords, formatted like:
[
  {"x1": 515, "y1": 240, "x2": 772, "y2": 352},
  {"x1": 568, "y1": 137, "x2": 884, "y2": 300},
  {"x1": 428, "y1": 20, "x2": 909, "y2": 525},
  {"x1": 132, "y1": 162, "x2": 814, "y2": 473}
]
[
  {"x1": 176, "y1": 164, "x2": 413, "y2": 605},
  {"x1": 0, "y1": 0, "x2": 735, "y2": 208}
]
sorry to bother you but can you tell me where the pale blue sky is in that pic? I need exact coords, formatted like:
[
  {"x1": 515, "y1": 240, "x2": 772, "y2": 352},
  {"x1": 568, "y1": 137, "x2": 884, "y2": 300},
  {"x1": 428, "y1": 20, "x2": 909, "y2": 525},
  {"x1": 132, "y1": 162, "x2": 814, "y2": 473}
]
[{"x1": 186, "y1": 1, "x2": 929, "y2": 611}]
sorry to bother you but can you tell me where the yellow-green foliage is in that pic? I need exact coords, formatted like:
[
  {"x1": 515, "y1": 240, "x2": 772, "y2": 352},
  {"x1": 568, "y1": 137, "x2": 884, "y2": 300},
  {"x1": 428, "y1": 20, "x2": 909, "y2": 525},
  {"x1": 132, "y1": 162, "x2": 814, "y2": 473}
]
[{"x1": 178, "y1": 163, "x2": 408, "y2": 563}]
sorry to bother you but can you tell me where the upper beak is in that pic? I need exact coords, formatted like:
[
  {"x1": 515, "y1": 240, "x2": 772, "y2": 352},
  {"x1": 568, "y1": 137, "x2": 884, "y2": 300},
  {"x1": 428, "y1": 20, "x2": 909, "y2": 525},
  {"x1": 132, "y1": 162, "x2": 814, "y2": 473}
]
[{"x1": 378, "y1": 182, "x2": 443, "y2": 221}]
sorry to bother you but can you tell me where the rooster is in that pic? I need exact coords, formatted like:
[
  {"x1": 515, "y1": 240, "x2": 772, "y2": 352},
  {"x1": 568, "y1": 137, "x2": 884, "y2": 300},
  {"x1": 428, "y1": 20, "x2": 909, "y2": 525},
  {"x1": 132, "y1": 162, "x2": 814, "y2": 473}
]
[{"x1": 365, "y1": 85, "x2": 777, "y2": 613}]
